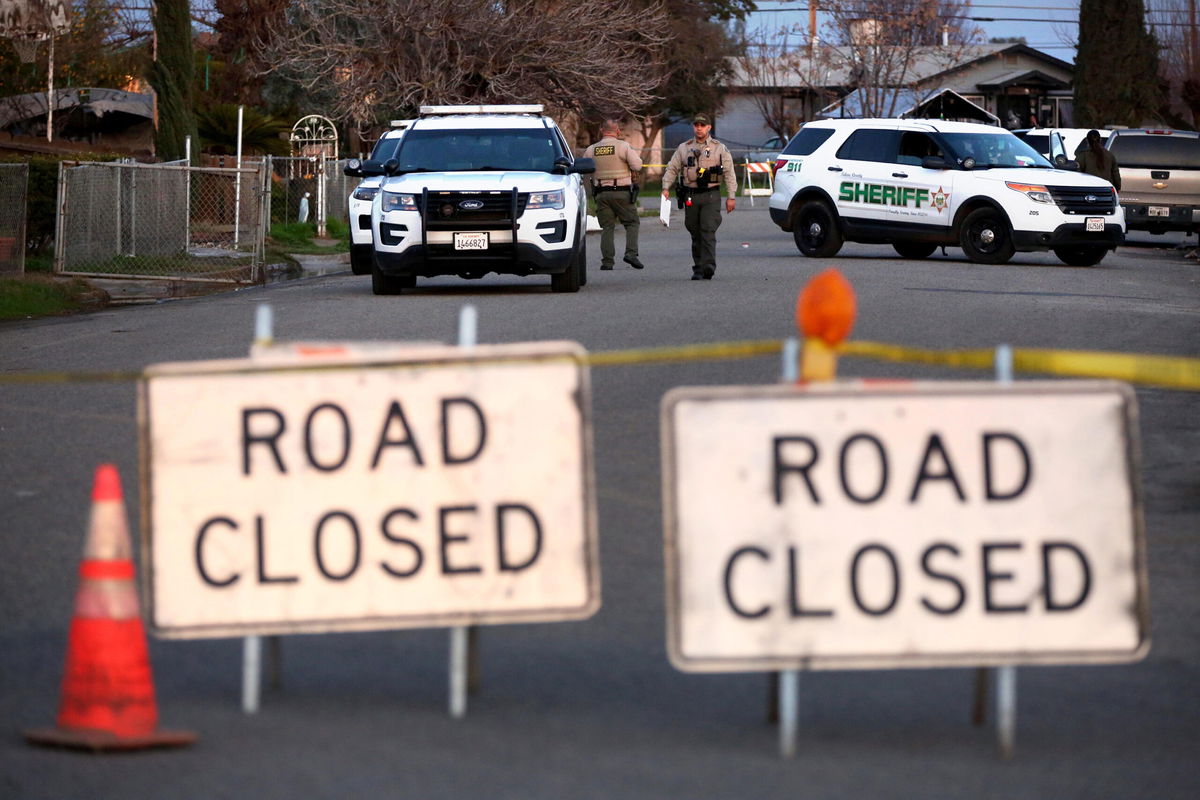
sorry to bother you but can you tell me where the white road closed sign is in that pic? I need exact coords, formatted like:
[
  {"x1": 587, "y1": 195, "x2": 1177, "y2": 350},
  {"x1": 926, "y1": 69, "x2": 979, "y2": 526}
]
[
  {"x1": 662, "y1": 381, "x2": 1149, "y2": 672},
  {"x1": 139, "y1": 341, "x2": 599, "y2": 639}
]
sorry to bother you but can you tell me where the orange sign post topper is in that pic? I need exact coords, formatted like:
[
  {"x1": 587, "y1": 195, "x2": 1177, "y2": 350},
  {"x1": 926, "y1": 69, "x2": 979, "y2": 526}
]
[{"x1": 795, "y1": 268, "x2": 857, "y2": 382}]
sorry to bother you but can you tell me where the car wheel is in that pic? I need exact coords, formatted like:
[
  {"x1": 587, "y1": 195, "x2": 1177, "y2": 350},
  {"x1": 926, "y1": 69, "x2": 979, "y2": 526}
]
[
  {"x1": 959, "y1": 207, "x2": 1015, "y2": 264},
  {"x1": 577, "y1": 236, "x2": 587, "y2": 287},
  {"x1": 792, "y1": 200, "x2": 843, "y2": 258},
  {"x1": 550, "y1": 249, "x2": 581, "y2": 293},
  {"x1": 893, "y1": 241, "x2": 938, "y2": 259},
  {"x1": 350, "y1": 247, "x2": 372, "y2": 275},
  {"x1": 371, "y1": 256, "x2": 405, "y2": 295},
  {"x1": 1053, "y1": 245, "x2": 1108, "y2": 267}
]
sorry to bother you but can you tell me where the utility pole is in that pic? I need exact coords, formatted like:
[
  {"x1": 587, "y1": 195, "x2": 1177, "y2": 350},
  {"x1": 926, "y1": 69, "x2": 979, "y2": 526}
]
[{"x1": 809, "y1": 0, "x2": 818, "y2": 58}]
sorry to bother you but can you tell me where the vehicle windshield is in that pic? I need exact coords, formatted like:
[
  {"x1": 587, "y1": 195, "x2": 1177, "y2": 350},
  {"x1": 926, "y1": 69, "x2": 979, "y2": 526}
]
[
  {"x1": 940, "y1": 132, "x2": 1052, "y2": 169},
  {"x1": 395, "y1": 128, "x2": 563, "y2": 172},
  {"x1": 370, "y1": 137, "x2": 404, "y2": 162}
]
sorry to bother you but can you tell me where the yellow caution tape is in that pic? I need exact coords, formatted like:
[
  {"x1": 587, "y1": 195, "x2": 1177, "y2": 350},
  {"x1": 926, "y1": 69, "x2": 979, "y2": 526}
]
[
  {"x1": 1, "y1": 340, "x2": 1196, "y2": 390},
  {"x1": 842, "y1": 341, "x2": 1200, "y2": 391}
]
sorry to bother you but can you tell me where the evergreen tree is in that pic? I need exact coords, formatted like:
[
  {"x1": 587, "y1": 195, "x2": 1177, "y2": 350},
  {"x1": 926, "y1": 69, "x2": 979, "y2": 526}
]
[
  {"x1": 1074, "y1": 0, "x2": 1162, "y2": 127},
  {"x1": 149, "y1": 0, "x2": 197, "y2": 161}
]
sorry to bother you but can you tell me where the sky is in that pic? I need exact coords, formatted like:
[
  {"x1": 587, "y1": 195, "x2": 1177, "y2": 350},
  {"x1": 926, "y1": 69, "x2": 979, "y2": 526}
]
[{"x1": 746, "y1": 0, "x2": 1082, "y2": 61}]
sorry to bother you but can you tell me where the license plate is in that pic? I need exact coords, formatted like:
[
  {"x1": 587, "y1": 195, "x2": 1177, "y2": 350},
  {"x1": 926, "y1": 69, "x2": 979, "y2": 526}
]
[
  {"x1": 454, "y1": 232, "x2": 488, "y2": 250},
  {"x1": 1085, "y1": 217, "x2": 1105, "y2": 232},
  {"x1": 1148, "y1": 206, "x2": 1170, "y2": 217}
]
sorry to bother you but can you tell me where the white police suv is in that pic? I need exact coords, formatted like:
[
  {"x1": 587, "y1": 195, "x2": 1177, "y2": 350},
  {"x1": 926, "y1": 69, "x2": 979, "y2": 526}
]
[
  {"x1": 769, "y1": 118, "x2": 1126, "y2": 266},
  {"x1": 363, "y1": 105, "x2": 594, "y2": 294},
  {"x1": 345, "y1": 120, "x2": 412, "y2": 275}
]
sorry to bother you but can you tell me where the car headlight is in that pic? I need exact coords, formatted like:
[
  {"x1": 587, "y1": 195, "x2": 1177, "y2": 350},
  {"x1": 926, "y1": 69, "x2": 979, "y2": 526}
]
[
  {"x1": 1005, "y1": 181, "x2": 1053, "y2": 203},
  {"x1": 352, "y1": 186, "x2": 379, "y2": 202},
  {"x1": 526, "y1": 190, "x2": 565, "y2": 210},
  {"x1": 381, "y1": 191, "x2": 417, "y2": 212}
]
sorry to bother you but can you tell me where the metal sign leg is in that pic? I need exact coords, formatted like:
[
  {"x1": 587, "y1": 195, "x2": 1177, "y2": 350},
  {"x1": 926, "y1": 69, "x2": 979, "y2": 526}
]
[{"x1": 779, "y1": 670, "x2": 800, "y2": 759}]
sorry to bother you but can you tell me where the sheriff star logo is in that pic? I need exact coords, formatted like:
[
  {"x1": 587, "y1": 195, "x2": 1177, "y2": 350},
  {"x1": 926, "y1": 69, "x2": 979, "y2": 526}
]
[{"x1": 931, "y1": 186, "x2": 949, "y2": 213}]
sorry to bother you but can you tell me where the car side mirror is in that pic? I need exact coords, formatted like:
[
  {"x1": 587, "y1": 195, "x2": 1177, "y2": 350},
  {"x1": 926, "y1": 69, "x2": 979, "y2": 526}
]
[
  {"x1": 356, "y1": 159, "x2": 385, "y2": 177},
  {"x1": 1054, "y1": 154, "x2": 1080, "y2": 171},
  {"x1": 569, "y1": 157, "x2": 596, "y2": 175},
  {"x1": 343, "y1": 158, "x2": 363, "y2": 177},
  {"x1": 921, "y1": 156, "x2": 948, "y2": 170},
  {"x1": 383, "y1": 158, "x2": 400, "y2": 176},
  {"x1": 552, "y1": 156, "x2": 572, "y2": 174}
]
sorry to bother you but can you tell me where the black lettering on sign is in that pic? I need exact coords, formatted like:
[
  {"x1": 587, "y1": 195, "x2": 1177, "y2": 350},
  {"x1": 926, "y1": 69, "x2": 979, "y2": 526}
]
[
  {"x1": 1042, "y1": 541, "x2": 1091, "y2": 612},
  {"x1": 439, "y1": 505, "x2": 482, "y2": 575},
  {"x1": 255, "y1": 515, "x2": 299, "y2": 584},
  {"x1": 304, "y1": 403, "x2": 352, "y2": 472},
  {"x1": 314, "y1": 511, "x2": 361, "y2": 581},
  {"x1": 242, "y1": 407, "x2": 287, "y2": 475},
  {"x1": 380, "y1": 508, "x2": 423, "y2": 578},
  {"x1": 441, "y1": 398, "x2": 487, "y2": 465},
  {"x1": 371, "y1": 401, "x2": 425, "y2": 468},
  {"x1": 195, "y1": 516, "x2": 240, "y2": 587},
  {"x1": 724, "y1": 546, "x2": 771, "y2": 619},
  {"x1": 909, "y1": 433, "x2": 966, "y2": 502},
  {"x1": 983, "y1": 432, "x2": 1032, "y2": 501},
  {"x1": 850, "y1": 543, "x2": 900, "y2": 616},
  {"x1": 839, "y1": 432, "x2": 889, "y2": 504},
  {"x1": 772, "y1": 436, "x2": 820, "y2": 505},
  {"x1": 919, "y1": 542, "x2": 965, "y2": 614},
  {"x1": 496, "y1": 504, "x2": 543, "y2": 572},
  {"x1": 593, "y1": 145, "x2": 616, "y2": 156},
  {"x1": 787, "y1": 546, "x2": 834, "y2": 618},
  {"x1": 982, "y1": 542, "x2": 1026, "y2": 613}
]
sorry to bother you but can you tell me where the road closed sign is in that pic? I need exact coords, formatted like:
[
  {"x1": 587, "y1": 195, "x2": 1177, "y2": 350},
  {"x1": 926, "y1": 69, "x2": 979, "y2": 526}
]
[
  {"x1": 139, "y1": 341, "x2": 599, "y2": 639},
  {"x1": 662, "y1": 381, "x2": 1149, "y2": 672}
]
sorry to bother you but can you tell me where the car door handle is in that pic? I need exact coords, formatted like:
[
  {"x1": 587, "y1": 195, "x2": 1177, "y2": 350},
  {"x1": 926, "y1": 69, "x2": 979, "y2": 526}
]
[
  {"x1": 827, "y1": 166, "x2": 843, "y2": 172},
  {"x1": 892, "y1": 172, "x2": 908, "y2": 178}
]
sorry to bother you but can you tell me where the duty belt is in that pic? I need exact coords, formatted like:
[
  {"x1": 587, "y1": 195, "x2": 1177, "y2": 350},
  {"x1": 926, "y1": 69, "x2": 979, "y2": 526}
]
[{"x1": 594, "y1": 185, "x2": 630, "y2": 192}]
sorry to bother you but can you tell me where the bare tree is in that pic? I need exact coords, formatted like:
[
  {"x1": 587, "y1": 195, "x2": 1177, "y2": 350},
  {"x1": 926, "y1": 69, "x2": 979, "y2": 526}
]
[
  {"x1": 1148, "y1": 0, "x2": 1199, "y2": 128},
  {"x1": 822, "y1": 0, "x2": 983, "y2": 118},
  {"x1": 259, "y1": 0, "x2": 672, "y2": 136},
  {"x1": 735, "y1": 24, "x2": 839, "y2": 140}
]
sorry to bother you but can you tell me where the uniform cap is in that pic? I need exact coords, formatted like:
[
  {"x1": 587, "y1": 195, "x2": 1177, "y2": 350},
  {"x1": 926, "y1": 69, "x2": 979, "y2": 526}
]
[{"x1": 692, "y1": 114, "x2": 711, "y2": 125}]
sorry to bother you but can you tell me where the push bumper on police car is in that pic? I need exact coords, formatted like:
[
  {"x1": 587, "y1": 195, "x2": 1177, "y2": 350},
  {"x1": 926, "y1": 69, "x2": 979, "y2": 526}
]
[{"x1": 372, "y1": 181, "x2": 581, "y2": 278}]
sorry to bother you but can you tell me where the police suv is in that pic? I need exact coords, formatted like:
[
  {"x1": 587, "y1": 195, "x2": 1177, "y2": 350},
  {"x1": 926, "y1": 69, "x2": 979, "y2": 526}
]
[
  {"x1": 345, "y1": 120, "x2": 411, "y2": 275},
  {"x1": 769, "y1": 118, "x2": 1126, "y2": 266},
  {"x1": 358, "y1": 105, "x2": 594, "y2": 295}
]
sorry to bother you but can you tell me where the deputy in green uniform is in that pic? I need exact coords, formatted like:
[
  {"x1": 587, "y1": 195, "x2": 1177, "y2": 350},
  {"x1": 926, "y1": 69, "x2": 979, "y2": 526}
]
[
  {"x1": 661, "y1": 114, "x2": 737, "y2": 280},
  {"x1": 584, "y1": 120, "x2": 644, "y2": 270}
]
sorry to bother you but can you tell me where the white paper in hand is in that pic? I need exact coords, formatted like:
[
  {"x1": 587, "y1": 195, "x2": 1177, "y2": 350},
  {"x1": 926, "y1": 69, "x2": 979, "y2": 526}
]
[{"x1": 659, "y1": 195, "x2": 671, "y2": 227}]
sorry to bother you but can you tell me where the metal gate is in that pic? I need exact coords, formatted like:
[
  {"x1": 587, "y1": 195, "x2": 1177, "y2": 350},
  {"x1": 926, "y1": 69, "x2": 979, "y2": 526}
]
[
  {"x1": 289, "y1": 115, "x2": 339, "y2": 237},
  {"x1": 0, "y1": 163, "x2": 28, "y2": 274},
  {"x1": 55, "y1": 160, "x2": 269, "y2": 282}
]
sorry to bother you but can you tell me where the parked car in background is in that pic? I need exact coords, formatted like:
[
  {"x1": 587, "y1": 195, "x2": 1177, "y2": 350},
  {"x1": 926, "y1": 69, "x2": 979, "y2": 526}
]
[
  {"x1": 727, "y1": 135, "x2": 788, "y2": 164},
  {"x1": 344, "y1": 120, "x2": 412, "y2": 274},
  {"x1": 1013, "y1": 128, "x2": 1109, "y2": 162},
  {"x1": 1106, "y1": 128, "x2": 1200, "y2": 234},
  {"x1": 769, "y1": 118, "x2": 1126, "y2": 267}
]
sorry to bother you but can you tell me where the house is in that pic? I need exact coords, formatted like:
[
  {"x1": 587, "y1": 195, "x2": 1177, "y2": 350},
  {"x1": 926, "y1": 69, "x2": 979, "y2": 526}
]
[{"x1": 716, "y1": 43, "x2": 1075, "y2": 157}]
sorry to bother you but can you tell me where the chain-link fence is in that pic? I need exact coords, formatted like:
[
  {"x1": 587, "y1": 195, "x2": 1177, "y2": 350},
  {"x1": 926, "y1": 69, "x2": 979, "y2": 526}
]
[
  {"x1": 55, "y1": 161, "x2": 268, "y2": 282},
  {"x1": 266, "y1": 156, "x2": 353, "y2": 233},
  {"x1": 0, "y1": 163, "x2": 28, "y2": 275}
]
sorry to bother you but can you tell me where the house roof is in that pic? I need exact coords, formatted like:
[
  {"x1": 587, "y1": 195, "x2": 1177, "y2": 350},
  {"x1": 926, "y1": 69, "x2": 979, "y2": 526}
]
[
  {"x1": 975, "y1": 69, "x2": 1071, "y2": 91},
  {"x1": 817, "y1": 87, "x2": 923, "y2": 118},
  {"x1": 900, "y1": 88, "x2": 1001, "y2": 125},
  {"x1": 0, "y1": 88, "x2": 153, "y2": 129},
  {"x1": 728, "y1": 43, "x2": 1072, "y2": 92}
]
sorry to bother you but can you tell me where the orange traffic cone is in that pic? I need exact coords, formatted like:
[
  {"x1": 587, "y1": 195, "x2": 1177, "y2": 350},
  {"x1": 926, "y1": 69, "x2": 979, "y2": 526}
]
[{"x1": 25, "y1": 464, "x2": 195, "y2": 751}]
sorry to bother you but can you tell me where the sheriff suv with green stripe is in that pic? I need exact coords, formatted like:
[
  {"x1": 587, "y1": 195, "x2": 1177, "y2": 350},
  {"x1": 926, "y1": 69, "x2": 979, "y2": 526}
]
[{"x1": 769, "y1": 118, "x2": 1126, "y2": 266}]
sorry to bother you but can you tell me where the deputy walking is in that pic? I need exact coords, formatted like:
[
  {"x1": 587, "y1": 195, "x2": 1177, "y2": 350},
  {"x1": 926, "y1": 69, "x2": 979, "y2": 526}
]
[
  {"x1": 661, "y1": 114, "x2": 737, "y2": 280},
  {"x1": 584, "y1": 120, "x2": 644, "y2": 270}
]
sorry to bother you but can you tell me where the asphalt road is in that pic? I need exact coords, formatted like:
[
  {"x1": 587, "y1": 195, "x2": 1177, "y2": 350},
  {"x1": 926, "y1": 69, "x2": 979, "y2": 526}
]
[{"x1": 1, "y1": 206, "x2": 1197, "y2": 798}]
